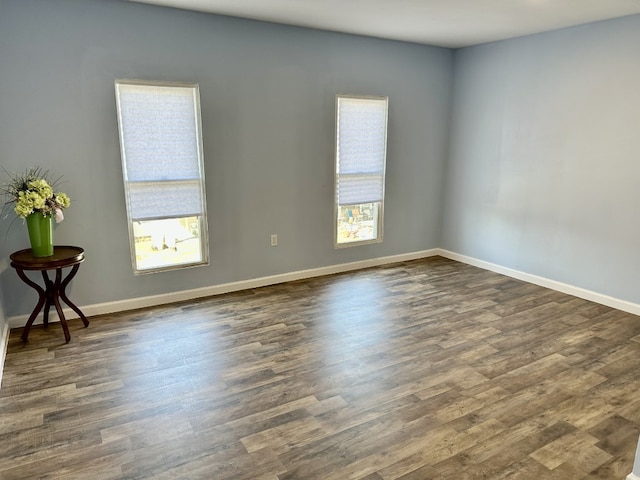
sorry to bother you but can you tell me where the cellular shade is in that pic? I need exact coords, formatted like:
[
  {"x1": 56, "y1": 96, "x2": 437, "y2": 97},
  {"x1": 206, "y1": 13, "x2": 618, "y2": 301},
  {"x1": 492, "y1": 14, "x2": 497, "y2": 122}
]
[
  {"x1": 336, "y1": 96, "x2": 388, "y2": 206},
  {"x1": 115, "y1": 82, "x2": 205, "y2": 221}
]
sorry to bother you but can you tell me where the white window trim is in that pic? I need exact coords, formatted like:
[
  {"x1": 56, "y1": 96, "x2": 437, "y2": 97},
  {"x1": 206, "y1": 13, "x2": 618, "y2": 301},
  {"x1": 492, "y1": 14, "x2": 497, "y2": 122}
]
[
  {"x1": 114, "y1": 79, "x2": 209, "y2": 274},
  {"x1": 334, "y1": 94, "x2": 388, "y2": 248}
]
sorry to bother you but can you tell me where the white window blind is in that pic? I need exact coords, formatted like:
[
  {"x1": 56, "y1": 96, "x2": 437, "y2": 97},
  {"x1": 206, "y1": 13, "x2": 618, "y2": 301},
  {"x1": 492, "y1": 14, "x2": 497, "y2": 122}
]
[
  {"x1": 336, "y1": 96, "x2": 388, "y2": 206},
  {"x1": 115, "y1": 82, "x2": 205, "y2": 221}
]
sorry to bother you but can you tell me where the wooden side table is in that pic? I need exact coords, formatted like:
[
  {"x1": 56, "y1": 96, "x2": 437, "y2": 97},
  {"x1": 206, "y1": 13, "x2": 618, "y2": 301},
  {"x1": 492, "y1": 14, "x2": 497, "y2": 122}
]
[{"x1": 10, "y1": 245, "x2": 90, "y2": 343}]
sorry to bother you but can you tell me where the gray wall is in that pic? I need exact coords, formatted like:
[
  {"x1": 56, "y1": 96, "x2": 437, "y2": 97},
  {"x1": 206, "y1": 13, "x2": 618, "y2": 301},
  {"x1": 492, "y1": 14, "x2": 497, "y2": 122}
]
[
  {"x1": 442, "y1": 15, "x2": 640, "y2": 303},
  {"x1": 0, "y1": 0, "x2": 452, "y2": 318},
  {"x1": 0, "y1": 292, "x2": 6, "y2": 335},
  {"x1": 0, "y1": 261, "x2": 7, "y2": 361}
]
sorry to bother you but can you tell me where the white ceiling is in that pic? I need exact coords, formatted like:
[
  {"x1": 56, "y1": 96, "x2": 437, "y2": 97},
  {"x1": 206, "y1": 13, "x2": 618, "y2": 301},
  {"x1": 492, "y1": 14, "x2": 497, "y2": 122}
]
[{"x1": 129, "y1": 0, "x2": 640, "y2": 48}]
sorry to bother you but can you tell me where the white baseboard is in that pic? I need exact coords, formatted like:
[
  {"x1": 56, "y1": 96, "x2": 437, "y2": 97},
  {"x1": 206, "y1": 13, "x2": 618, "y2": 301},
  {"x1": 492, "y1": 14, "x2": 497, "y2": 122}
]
[
  {"x1": 8, "y1": 249, "x2": 440, "y2": 329},
  {"x1": 0, "y1": 321, "x2": 9, "y2": 389},
  {"x1": 438, "y1": 250, "x2": 640, "y2": 317}
]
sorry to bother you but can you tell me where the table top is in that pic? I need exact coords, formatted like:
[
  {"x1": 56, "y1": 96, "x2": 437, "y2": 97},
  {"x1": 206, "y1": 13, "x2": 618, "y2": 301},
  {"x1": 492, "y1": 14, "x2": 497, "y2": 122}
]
[{"x1": 10, "y1": 245, "x2": 85, "y2": 270}]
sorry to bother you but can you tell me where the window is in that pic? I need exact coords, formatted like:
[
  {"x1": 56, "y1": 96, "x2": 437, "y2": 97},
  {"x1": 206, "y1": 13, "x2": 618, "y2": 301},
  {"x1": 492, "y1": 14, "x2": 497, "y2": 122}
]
[
  {"x1": 335, "y1": 95, "x2": 388, "y2": 247},
  {"x1": 115, "y1": 80, "x2": 209, "y2": 273}
]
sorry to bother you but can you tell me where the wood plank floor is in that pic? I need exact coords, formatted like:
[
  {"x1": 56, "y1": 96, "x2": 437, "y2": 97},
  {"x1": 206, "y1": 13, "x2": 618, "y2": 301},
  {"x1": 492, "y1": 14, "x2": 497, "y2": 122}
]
[{"x1": 2, "y1": 256, "x2": 640, "y2": 479}]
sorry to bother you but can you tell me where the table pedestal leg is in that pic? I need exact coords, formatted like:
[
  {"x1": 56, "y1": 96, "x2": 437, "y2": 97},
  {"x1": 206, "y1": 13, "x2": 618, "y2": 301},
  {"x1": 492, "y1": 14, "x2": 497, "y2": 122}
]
[
  {"x1": 18, "y1": 266, "x2": 87, "y2": 343},
  {"x1": 15, "y1": 269, "x2": 47, "y2": 343},
  {"x1": 34, "y1": 269, "x2": 70, "y2": 342},
  {"x1": 51, "y1": 269, "x2": 70, "y2": 343},
  {"x1": 59, "y1": 264, "x2": 90, "y2": 328},
  {"x1": 41, "y1": 271, "x2": 52, "y2": 328}
]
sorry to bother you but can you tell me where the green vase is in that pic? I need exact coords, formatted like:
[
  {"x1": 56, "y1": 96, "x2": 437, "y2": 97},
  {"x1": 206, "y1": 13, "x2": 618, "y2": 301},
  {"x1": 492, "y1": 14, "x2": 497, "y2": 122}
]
[{"x1": 26, "y1": 212, "x2": 54, "y2": 257}]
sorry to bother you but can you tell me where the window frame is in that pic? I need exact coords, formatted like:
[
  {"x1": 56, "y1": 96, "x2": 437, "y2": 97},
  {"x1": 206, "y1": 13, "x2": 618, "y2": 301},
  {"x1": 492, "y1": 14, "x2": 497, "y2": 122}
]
[
  {"x1": 114, "y1": 79, "x2": 209, "y2": 274},
  {"x1": 334, "y1": 94, "x2": 388, "y2": 248}
]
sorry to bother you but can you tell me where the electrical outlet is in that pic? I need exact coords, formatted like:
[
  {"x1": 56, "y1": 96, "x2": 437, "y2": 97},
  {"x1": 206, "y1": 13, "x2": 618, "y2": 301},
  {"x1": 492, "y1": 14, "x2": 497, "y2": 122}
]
[{"x1": 271, "y1": 234, "x2": 278, "y2": 246}]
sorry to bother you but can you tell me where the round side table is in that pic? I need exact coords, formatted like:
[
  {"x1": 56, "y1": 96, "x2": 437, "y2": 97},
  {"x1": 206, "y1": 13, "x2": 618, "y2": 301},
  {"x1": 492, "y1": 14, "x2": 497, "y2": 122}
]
[{"x1": 10, "y1": 245, "x2": 90, "y2": 343}]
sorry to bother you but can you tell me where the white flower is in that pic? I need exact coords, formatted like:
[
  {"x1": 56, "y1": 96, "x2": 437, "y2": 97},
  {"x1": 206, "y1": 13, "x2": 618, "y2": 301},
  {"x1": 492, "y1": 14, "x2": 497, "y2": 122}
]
[{"x1": 54, "y1": 208, "x2": 64, "y2": 224}]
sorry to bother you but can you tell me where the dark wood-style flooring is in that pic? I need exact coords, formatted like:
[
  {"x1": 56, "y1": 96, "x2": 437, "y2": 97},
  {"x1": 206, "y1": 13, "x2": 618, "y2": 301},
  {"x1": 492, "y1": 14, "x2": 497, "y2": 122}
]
[{"x1": 2, "y1": 256, "x2": 640, "y2": 479}]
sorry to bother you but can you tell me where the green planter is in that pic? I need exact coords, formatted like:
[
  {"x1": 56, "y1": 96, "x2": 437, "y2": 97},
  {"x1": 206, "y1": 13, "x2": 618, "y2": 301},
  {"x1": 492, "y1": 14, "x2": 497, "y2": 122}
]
[{"x1": 26, "y1": 212, "x2": 54, "y2": 257}]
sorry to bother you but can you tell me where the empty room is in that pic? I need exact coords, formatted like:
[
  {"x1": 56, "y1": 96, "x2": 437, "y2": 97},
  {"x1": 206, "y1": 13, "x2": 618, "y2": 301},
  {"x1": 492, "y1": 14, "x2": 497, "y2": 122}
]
[{"x1": 1, "y1": 0, "x2": 640, "y2": 478}]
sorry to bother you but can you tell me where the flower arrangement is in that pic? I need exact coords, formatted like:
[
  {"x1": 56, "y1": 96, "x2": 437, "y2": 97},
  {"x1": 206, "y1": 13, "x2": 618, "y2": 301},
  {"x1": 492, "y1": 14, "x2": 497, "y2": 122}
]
[{"x1": 1, "y1": 167, "x2": 70, "y2": 223}]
